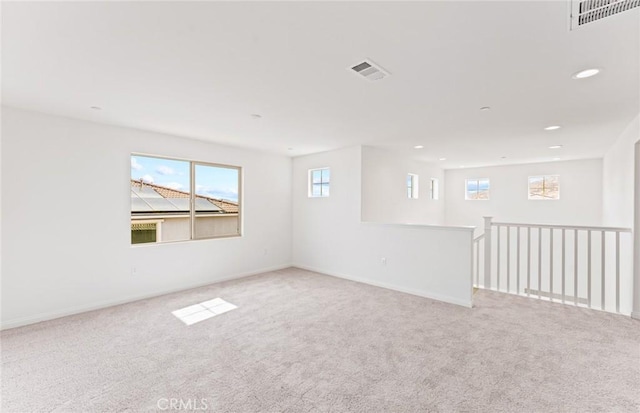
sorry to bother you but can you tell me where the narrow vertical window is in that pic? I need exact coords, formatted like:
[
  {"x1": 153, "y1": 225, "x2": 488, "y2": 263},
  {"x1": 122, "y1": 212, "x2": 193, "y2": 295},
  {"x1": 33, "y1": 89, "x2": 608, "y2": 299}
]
[
  {"x1": 309, "y1": 168, "x2": 330, "y2": 197},
  {"x1": 407, "y1": 174, "x2": 419, "y2": 199},
  {"x1": 430, "y1": 178, "x2": 439, "y2": 200},
  {"x1": 465, "y1": 178, "x2": 490, "y2": 200}
]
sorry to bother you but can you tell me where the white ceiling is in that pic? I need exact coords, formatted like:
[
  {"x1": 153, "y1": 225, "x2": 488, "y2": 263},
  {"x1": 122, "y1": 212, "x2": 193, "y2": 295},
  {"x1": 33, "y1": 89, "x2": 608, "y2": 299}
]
[{"x1": 2, "y1": 1, "x2": 639, "y2": 168}]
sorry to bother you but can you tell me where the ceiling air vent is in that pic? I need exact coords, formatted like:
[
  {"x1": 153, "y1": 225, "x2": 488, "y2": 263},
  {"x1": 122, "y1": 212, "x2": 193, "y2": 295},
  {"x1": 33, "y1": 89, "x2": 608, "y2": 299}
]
[
  {"x1": 571, "y1": 0, "x2": 640, "y2": 29},
  {"x1": 349, "y1": 59, "x2": 390, "y2": 81}
]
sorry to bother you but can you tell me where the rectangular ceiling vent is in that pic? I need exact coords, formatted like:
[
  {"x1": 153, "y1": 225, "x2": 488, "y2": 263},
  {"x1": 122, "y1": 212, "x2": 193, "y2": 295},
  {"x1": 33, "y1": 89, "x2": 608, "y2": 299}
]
[
  {"x1": 571, "y1": 0, "x2": 640, "y2": 29},
  {"x1": 349, "y1": 59, "x2": 390, "y2": 81}
]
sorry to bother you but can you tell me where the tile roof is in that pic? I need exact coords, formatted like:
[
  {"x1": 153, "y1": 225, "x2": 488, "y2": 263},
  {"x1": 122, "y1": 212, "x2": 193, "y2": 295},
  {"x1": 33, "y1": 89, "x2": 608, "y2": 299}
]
[{"x1": 131, "y1": 179, "x2": 238, "y2": 213}]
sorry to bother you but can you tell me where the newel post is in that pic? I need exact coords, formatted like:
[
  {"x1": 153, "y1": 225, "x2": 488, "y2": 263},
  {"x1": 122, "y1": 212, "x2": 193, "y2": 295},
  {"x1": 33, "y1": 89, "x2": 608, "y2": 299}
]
[{"x1": 483, "y1": 216, "x2": 493, "y2": 289}]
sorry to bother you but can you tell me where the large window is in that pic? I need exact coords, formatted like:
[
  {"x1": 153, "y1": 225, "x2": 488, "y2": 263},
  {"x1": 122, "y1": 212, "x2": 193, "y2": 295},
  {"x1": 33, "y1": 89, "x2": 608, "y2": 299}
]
[
  {"x1": 407, "y1": 174, "x2": 419, "y2": 199},
  {"x1": 529, "y1": 175, "x2": 559, "y2": 200},
  {"x1": 130, "y1": 154, "x2": 241, "y2": 245},
  {"x1": 309, "y1": 168, "x2": 330, "y2": 197},
  {"x1": 465, "y1": 178, "x2": 490, "y2": 200}
]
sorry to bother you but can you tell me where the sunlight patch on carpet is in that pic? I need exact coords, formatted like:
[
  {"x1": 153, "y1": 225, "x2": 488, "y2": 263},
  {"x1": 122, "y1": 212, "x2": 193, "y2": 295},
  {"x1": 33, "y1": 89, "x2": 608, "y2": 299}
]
[{"x1": 172, "y1": 298, "x2": 237, "y2": 325}]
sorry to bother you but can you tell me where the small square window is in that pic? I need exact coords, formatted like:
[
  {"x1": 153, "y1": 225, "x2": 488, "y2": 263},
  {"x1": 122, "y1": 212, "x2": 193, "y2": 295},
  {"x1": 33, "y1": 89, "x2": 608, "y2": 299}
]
[
  {"x1": 309, "y1": 168, "x2": 330, "y2": 197},
  {"x1": 465, "y1": 178, "x2": 490, "y2": 200},
  {"x1": 529, "y1": 175, "x2": 559, "y2": 200},
  {"x1": 407, "y1": 174, "x2": 419, "y2": 199}
]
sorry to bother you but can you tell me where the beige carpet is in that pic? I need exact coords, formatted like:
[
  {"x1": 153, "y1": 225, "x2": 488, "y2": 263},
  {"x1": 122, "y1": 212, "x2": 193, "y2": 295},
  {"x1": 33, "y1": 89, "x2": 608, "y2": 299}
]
[{"x1": 1, "y1": 267, "x2": 639, "y2": 412}]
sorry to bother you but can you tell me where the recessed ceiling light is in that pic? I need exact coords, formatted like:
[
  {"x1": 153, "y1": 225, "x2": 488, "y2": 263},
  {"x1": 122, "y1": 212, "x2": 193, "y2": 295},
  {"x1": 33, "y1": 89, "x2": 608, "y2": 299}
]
[
  {"x1": 572, "y1": 68, "x2": 600, "y2": 79},
  {"x1": 439, "y1": 158, "x2": 446, "y2": 161},
  {"x1": 90, "y1": 106, "x2": 102, "y2": 110},
  {"x1": 250, "y1": 114, "x2": 262, "y2": 119},
  {"x1": 544, "y1": 125, "x2": 561, "y2": 131},
  {"x1": 480, "y1": 106, "x2": 491, "y2": 111},
  {"x1": 549, "y1": 145, "x2": 563, "y2": 149},
  {"x1": 414, "y1": 145, "x2": 424, "y2": 149},
  {"x1": 459, "y1": 165, "x2": 466, "y2": 168},
  {"x1": 553, "y1": 157, "x2": 561, "y2": 161}
]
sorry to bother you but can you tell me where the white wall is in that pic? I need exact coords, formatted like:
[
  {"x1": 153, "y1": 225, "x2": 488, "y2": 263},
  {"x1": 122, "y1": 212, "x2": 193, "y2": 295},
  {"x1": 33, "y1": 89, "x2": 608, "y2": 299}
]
[
  {"x1": 292, "y1": 146, "x2": 474, "y2": 307},
  {"x1": 602, "y1": 114, "x2": 639, "y2": 228},
  {"x1": 601, "y1": 113, "x2": 640, "y2": 319},
  {"x1": 634, "y1": 141, "x2": 640, "y2": 319},
  {"x1": 361, "y1": 146, "x2": 445, "y2": 225},
  {"x1": 1, "y1": 107, "x2": 292, "y2": 329},
  {"x1": 444, "y1": 159, "x2": 604, "y2": 233}
]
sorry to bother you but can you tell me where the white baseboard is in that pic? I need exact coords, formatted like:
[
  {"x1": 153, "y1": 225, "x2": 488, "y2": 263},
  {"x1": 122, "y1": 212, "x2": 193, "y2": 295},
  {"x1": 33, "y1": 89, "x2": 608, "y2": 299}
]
[
  {"x1": 0, "y1": 264, "x2": 292, "y2": 331},
  {"x1": 292, "y1": 264, "x2": 473, "y2": 308},
  {"x1": 632, "y1": 311, "x2": 640, "y2": 321}
]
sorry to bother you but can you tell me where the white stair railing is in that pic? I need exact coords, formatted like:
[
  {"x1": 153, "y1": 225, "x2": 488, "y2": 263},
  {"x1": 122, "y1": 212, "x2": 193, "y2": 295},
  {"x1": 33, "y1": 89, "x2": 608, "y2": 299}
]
[
  {"x1": 473, "y1": 217, "x2": 633, "y2": 315},
  {"x1": 473, "y1": 233, "x2": 485, "y2": 288}
]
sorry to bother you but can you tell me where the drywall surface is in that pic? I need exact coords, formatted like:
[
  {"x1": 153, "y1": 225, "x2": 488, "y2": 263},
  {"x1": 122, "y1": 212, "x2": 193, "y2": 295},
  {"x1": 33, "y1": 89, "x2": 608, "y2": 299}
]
[
  {"x1": 361, "y1": 146, "x2": 445, "y2": 225},
  {"x1": 292, "y1": 146, "x2": 473, "y2": 307},
  {"x1": 444, "y1": 159, "x2": 603, "y2": 233},
  {"x1": 1, "y1": 107, "x2": 292, "y2": 328},
  {"x1": 602, "y1": 114, "x2": 639, "y2": 228},
  {"x1": 634, "y1": 141, "x2": 640, "y2": 320},
  {"x1": 601, "y1": 114, "x2": 640, "y2": 318}
]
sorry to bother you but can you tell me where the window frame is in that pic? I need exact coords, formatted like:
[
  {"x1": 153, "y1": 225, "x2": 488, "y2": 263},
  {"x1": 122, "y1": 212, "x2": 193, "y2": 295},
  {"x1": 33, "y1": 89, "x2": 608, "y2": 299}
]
[
  {"x1": 430, "y1": 178, "x2": 439, "y2": 200},
  {"x1": 130, "y1": 153, "x2": 242, "y2": 246},
  {"x1": 465, "y1": 178, "x2": 490, "y2": 200},
  {"x1": 528, "y1": 175, "x2": 560, "y2": 201},
  {"x1": 308, "y1": 167, "x2": 330, "y2": 198},
  {"x1": 407, "y1": 173, "x2": 419, "y2": 199}
]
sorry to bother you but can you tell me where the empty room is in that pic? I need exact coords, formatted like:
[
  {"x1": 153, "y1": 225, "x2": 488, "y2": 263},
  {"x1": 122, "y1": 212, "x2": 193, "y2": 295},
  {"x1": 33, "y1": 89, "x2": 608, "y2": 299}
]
[{"x1": 1, "y1": 1, "x2": 639, "y2": 412}]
